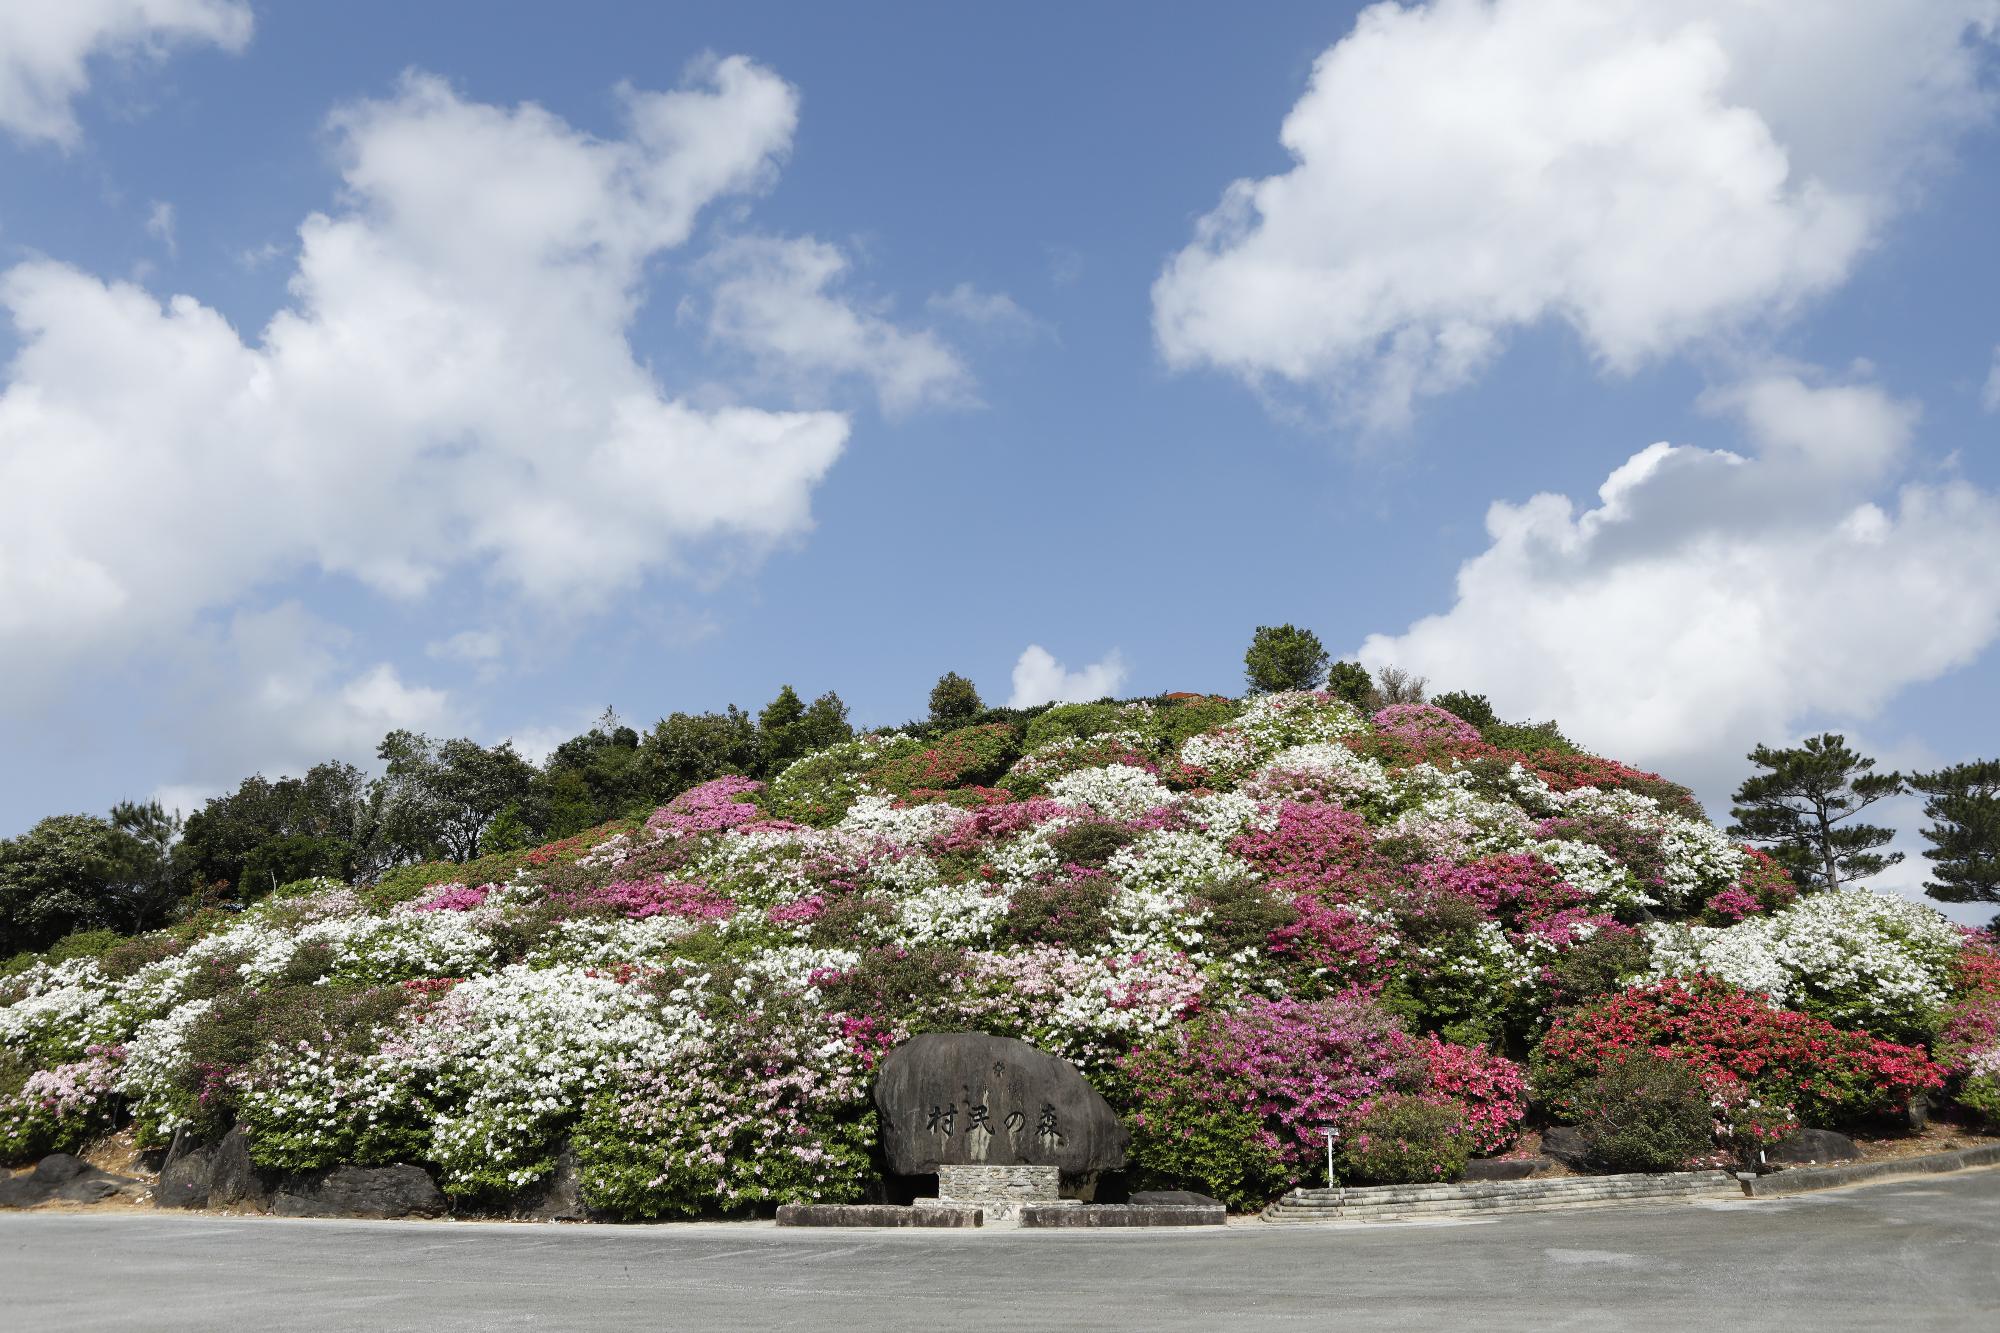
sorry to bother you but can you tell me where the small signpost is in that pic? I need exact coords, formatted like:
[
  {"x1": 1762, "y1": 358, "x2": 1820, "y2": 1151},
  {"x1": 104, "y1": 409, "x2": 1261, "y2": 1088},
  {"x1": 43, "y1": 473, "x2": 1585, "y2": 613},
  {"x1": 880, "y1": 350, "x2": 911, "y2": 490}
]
[{"x1": 1319, "y1": 1125, "x2": 1341, "y2": 1201}]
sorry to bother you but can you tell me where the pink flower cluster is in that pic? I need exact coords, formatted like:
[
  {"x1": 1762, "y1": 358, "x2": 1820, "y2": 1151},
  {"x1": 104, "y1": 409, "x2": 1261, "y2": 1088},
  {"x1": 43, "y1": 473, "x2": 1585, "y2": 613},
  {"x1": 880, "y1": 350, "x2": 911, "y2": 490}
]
[
  {"x1": 566, "y1": 876, "x2": 738, "y2": 921},
  {"x1": 1230, "y1": 801, "x2": 1375, "y2": 898},
  {"x1": 1123, "y1": 993, "x2": 1425, "y2": 1176},
  {"x1": 1370, "y1": 703, "x2": 1481, "y2": 747},
  {"x1": 20, "y1": 1044, "x2": 126, "y2": 1116},
  {"x1": 768, "y1": 896, "x2": 829, "y2": 926},
  {"x1": 412, "y1": 883, "x2": 493, "y2": 913},
  {"x1": 1417, "y1": 1034, "x2": 1527, "y2": 1154},
  {"x1": 645, "y1": 776, "x2": 765, "y2": 837}
]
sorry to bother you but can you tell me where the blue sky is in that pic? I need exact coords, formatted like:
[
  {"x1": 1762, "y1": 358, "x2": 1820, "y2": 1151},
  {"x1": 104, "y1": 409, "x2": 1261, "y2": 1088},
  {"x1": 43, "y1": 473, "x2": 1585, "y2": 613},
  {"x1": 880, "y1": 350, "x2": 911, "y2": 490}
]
[{"x1": 2, "y1": 1, "x2": 1997, "y2": 915}]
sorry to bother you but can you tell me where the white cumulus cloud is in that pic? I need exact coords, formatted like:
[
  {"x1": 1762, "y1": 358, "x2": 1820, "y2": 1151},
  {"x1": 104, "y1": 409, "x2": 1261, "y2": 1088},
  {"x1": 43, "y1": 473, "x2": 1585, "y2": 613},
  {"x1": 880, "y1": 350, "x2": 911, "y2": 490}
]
[
  {"x1": 1357, "y1": 373, "x2": 2000, "y2": 797},
  {"x1": 703, "y1": 234, "x2": 974, "y2": 415},
  {"x1": 1009, "y1": 645, "x2": 1130, "y2": 708},
  {"x1": 0, "y1": 0, "x2": 252, "y2": 146},
  {"x1": 0, "y1": 58, "x2": 851, "y2": 698},
  {"x1": 1154, "y1": 0, "x2": 1999, "y2": 426}
]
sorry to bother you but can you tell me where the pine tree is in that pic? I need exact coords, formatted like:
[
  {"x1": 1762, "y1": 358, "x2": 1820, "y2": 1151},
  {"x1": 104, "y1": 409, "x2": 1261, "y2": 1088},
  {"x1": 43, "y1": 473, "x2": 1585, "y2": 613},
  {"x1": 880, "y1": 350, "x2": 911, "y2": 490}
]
[
  {"x1": 928, "y1": 672, "x2": 983, "y2": 728},
  {"x1": 1243, "y1": 625, "x2": 1329, "y2": 694},
  {"x1": 1727, "y1": 734, "x2": 1904, "y2": 892},
  {"x1": 1909, "y1": 760, "x2": 2000, "y2": 910}
]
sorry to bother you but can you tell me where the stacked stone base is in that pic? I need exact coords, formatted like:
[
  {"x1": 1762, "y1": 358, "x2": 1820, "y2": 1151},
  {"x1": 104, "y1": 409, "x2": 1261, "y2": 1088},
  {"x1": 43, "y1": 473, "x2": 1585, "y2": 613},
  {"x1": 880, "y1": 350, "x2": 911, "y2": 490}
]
[{"x1": 935, "y1": 1164, "x2": 1068, "y2": 1221}]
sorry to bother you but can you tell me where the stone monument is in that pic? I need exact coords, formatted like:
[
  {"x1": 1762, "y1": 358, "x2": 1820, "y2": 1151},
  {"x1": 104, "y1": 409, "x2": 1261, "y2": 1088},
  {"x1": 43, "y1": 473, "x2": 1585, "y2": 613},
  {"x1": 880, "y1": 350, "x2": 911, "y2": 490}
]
[{"x1": 872, "y1": 1031, "x2": 1129, "y2": 1218}]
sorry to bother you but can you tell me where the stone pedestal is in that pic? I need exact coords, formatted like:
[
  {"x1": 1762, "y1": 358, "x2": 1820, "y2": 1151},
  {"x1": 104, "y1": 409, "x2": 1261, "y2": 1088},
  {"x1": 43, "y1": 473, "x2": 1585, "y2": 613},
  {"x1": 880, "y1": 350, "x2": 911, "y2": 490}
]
[
  {"x1": 936, "y1": 1164, "x2": 1068, "y2": 1222},
  {"x1": 937, "y1": 1164, "x2": 1060, "y2": 1205}
]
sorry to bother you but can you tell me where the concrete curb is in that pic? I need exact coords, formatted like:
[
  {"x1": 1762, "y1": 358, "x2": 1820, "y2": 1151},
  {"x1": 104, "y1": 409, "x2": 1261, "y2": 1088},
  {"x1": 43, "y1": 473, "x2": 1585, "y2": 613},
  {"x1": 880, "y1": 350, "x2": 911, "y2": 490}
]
[{"x1": 1740, "y1": 1144, "x2": 2000, "y2": 1198}]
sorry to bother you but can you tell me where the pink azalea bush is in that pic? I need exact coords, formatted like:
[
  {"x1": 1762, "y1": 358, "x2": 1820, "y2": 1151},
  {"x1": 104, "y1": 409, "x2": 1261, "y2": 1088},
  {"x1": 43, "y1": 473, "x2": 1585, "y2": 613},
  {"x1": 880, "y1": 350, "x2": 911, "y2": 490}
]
[
  {"x1": 1121, "y1": 994, "x2": 1424, "y2": 1206},
  {"x1": 1417, "y1": 1034, "x2": 1527, "y2": 1154},
  {"x1": 1370, "y1": 703, "x2": 1482, "y2": 748}
]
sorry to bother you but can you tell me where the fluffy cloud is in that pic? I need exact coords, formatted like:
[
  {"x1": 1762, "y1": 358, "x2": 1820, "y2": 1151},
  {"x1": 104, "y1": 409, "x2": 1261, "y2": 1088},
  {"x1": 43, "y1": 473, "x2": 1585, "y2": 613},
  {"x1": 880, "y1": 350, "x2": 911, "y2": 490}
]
[
  {"x1": 147, "y1": 601, "x2": 457, "y2": 811},
  {"x1": 0, "y1": 0, "x2": 251, "y2": 146},
  {"x1": 0, "y1": 59, "x2": 856, "y2": 698},
  {"x1": 1155, "y1": 0, "x2": 1999, "y2": 425},
  {"x1": 1358, "y1": 372, "x2": 2000, "y2": 796},
  {"x1": 1009, "y1": 645, "x2": 1130, "y2": 708},
  {"x1": 703, "y1": 235, "x2": 974, "y2": 415}
]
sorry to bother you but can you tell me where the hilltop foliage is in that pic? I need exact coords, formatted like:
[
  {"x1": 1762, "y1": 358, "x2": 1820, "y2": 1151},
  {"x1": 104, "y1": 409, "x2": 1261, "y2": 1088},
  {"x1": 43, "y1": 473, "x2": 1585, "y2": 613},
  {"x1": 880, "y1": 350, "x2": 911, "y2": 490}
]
[{"x1": 3, "y1": 687, "x2": 1993, "y2": 1213}]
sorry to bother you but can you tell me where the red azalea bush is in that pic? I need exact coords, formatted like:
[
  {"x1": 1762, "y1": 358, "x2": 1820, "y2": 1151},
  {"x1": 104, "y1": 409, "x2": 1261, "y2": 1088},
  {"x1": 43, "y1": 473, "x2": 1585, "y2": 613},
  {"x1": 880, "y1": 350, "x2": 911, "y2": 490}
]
[
  {"x1": 1121, "y1": 994, "x2": 1425, "y2": 1206},
  {"x1": 866, "y1": 724, "x2": 1019, "y2": 796},
  {"x1": 1419, "y1": 1034, "x2": 1528, "y2": 1154},
  {"x1": 1532, "y1": 976, "x2": 1943, "y2": 1127}
]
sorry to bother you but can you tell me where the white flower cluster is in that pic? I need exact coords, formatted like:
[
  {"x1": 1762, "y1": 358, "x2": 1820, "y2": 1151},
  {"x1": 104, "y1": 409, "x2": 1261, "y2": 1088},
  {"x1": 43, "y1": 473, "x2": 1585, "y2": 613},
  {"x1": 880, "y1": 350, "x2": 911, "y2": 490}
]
[
  {"x1": 1647, "y1": 890, "x2": 1961, "y2": 1033},
  {"x1": 1047, "y1": 764, "x2": 1175, "y2": 820}
]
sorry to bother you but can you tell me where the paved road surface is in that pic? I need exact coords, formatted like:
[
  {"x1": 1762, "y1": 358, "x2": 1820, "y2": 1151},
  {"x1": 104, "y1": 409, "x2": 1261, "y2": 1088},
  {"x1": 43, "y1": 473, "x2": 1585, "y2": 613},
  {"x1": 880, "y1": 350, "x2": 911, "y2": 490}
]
[{"x1": 3, "y1": 1170, "x2": 1997, "y2": 1331}]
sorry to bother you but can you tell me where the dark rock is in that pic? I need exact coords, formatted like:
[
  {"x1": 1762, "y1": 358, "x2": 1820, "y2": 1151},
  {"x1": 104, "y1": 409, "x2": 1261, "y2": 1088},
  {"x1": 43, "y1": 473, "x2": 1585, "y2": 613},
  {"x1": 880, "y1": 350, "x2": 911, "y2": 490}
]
[
  {"x1": 777, "y1": 1203, "x2": 982, "y2": 1228},
  {"x1": 4, "y1": 1156, "x2": 145, "y2": 1208},
  {"x1": 873, "y1": 1032, "x2": 1129, "y2": 1176},
  {"x1": 272, "y1": 1165, "x2": 445, "y2": 1219},
  {"x1": 157, "y1": 1143, "x2": 214, "y2": 1210},
  {"x1": 207, "y1": 1126, "x2": 272, "y2": 1210},
  {"x1": 55, "y1": 1175, "x2": 125, "y2": 1204},
  {"x1": 517, "y1": 1146, "x2": 586, "y2": 1222},
  {"x1": 1902, "y1": 1094, "x2": 1932, "y2": 1131},
  {"x1": 1020, "y1": 1203, "x2": 1226, "y2": 1227},
  {"x1": 1129, "y1": 1189, "x2": 1223, "y2": 1208},
  {"x1": 1463, "y1": 1157, "x2": 1551, "y2": 1182},
  {"x1": 29, "y1": 1153, "x2": 92, "y2": 1184},
  {"x1": 1541, "y1": 1127, "x2": 1595, "y2": 1171},
  {"x1": 1766, "y1": 1128, "x2": 1862, "y2": 1167}
]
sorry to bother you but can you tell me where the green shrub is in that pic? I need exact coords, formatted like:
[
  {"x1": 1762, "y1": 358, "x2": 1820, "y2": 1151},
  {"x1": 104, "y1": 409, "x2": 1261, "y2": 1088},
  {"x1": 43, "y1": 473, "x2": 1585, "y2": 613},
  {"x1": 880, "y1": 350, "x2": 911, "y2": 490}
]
[
  {"x1": 995, "y1": 874, "x2": 1117, "y2": 949},
  {"x1": 1339, "y1": 1094, "x2": 1472, "y2": 1184},
  {"x1": 1429, "y1": 691, "x2": 1498, "y2": 729},
  {"x1": 1572, "y1": 1051, "x2": 1712, "y2": 1173},
  {"x1": 1046, "y1": 821, "x2": 1137, "y2": 869},
  {"x1": 1542, "y1": 929, "x2": 1651, "y2": 1010},
  {"x1": 1023, "y1": 703, "x2": 1135, "y2": 751}
]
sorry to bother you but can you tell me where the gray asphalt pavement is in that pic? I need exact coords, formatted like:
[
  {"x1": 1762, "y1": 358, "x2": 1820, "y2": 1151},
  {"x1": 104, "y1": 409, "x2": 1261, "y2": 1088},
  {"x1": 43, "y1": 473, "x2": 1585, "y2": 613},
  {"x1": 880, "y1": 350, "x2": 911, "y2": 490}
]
[{"x1": 3, "y1": 1170, "x2": 1997, "y2": 1331}]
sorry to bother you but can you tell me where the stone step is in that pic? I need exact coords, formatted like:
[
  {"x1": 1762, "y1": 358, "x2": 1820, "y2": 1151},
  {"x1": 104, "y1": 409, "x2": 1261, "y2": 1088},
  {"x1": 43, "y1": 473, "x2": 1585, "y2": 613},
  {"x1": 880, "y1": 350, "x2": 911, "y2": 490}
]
[
  {"x1": 1277, "y1": 1170, "x2": 1729, "y2": 1207},
  {"x1": 1261, "y1": 1171, "x2": 1736, "y2": 1224}
]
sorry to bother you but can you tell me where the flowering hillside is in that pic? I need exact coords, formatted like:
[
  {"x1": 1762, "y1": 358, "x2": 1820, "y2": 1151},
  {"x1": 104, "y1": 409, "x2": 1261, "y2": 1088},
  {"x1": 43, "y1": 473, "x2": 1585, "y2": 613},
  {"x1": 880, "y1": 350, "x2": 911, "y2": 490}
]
[{"x1": 4, "y1": 691, "x2": 1996, "y2": 1213}]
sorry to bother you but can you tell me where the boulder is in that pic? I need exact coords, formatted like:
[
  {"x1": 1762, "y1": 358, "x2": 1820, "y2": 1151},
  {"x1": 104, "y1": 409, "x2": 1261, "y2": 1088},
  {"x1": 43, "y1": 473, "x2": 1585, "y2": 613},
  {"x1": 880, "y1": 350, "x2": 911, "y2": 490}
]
[
  {"x1": 157, "y1": 1142, "x2": 214, "y2": 1210},
  {"x1": 207, "y1": 1126, "x2": 273, "y2": 1210},
  {"x1": 1463, "y1": 1157, "x2": 1551, "y2": 1182},
  {"x1": 272, "y1": 1165, "x2": 446, "y2": 1219},
  {"x1": 2, "y1": 1155, "x2": 145, "y2": 1208},
  {"x1": 1766, "y1": 1128, "x2": 1862, "y2": 1167},
  {"x1": 873, "y1": 1032, "x2": 1129, "y2": 1176},
  {"x1": 516, "y1": 1146, "x2": 586, "y2": 1222},
  {"x1": 1129, "y1": 1189, "x2": 1223, "y2": 1208},
  {"x1": 1541, "y1": 1127, "x2": 1594, "y2": 1171}
]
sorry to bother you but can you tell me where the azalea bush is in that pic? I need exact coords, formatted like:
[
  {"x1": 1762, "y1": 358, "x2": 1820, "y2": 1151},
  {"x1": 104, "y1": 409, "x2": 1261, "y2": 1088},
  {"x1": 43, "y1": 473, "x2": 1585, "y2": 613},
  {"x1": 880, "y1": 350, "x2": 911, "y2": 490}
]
[
  {"x1": 1339, "y1": 1093, "x2": 1473, "y2": 1184},
  {"x1": 1121, "y1": 994, "x2": 1424, "y2": 1207},
  {"x1": 0, "y1": 685, "x2": 1980, "y2": 1216},
  {"x1": 1533, "y1": 976, "x2": 1942, "y2": 1128}
]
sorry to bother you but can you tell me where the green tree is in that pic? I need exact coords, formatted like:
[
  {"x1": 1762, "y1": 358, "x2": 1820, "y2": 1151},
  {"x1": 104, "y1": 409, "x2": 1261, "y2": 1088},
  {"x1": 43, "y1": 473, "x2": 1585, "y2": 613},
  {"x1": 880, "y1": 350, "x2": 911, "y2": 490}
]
[
  {"x1": 1430, "y1": 691, "x2": 1497, "y2": 729},
  {"x1": 1909, "y1": 760, "x2": 2000, "y2": 912},
  {"x1": 372, "y1": 731, "x2": 537, "y2": 864},
  {"x1": 0, "y1": 811, "x2": 174, "y2": 953},
  {"x1": 928, "y1": 672, "x2": 983, "y2": 728},
  {"x1": 1325, "y1": 660, "x2": 1374, "y2": 708},
  {"x1": 176, "y1": 762, "x2": 373, "y2": 899},
  {"x1": 798, "y1": 691, "x2": 854, "y2": 754},
  {"x1": 1728, "y1": 734, "x2": 1904, "y2": 892},
  {"x1": 756, "y1": 687, "x2": 852, "y2": 775},
  {"x1": 1243, "y1": 625, "x2": 1330, "y2": 694},
  {"x1": 638, "y1": 707, "x2": 759, "y2": 801},
  {"x1": 536, "y1": 708, "x2": 649, "y2": 835}
]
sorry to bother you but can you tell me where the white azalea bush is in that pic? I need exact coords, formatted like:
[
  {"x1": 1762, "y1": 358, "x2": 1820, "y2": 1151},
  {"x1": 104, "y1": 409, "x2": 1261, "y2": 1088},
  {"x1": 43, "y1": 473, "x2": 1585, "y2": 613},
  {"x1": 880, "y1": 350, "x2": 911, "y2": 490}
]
[
  {"x1": 1647, "y1": 890, "x2": 1965, "y2": 1041},
  {"x1": 2, "y1": 689, "x2": 1986, "y2": 1210}
]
